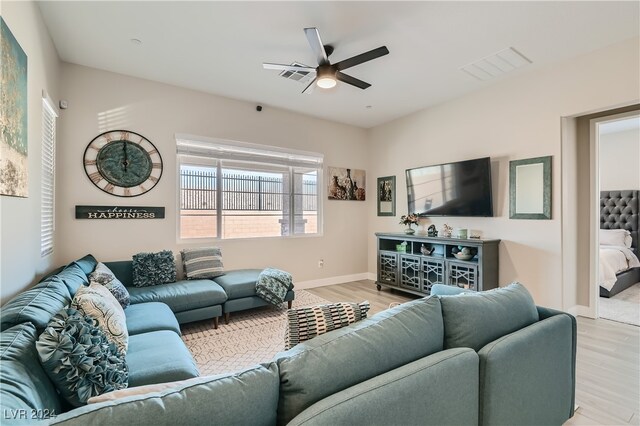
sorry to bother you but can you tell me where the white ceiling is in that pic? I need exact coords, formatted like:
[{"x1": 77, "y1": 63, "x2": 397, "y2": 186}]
[{"x1": 38, "y1": 1, "x2": 639, "y2": 128}]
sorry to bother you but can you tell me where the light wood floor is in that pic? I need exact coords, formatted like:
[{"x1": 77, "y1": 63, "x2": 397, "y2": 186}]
[{"x1": 308, "y1": 280, "x2": 640, "y2": 426}]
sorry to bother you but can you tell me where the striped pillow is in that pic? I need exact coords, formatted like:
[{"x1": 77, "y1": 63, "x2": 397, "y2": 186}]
[
  {"x1": 181, "y1": 247, "x2": 225, "y2": 280},
  {"x1": 285, "y1": 301, "x2": 370, "y2": 350}
]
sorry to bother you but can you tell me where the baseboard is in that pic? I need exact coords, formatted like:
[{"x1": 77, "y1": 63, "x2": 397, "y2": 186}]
[
  {"x1": 566, "y1": 305, "x2": 593, "y2": 318},
  {"x1": 296, "y1": 273, "x2": 372, "y2": 289}
]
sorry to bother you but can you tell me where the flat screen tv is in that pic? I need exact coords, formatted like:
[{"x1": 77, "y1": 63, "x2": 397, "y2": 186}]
[{"x1": 406, "y1": 157, "x2": 493, "y2": 217}]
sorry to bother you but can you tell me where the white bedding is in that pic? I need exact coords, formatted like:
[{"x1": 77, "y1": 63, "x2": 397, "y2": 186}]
[{"x1": 599, "y1": 245, "x2": 640, "y2": 291}]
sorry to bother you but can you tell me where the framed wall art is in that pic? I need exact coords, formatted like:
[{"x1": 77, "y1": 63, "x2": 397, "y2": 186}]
[
  {"x1": 327, "y1": 167, "x2": 366, "y2": 201},
  {"x1": 0, "y1": 17, "x2": 28, "y2": 197},
  {"x1": 377, "y1": 175, "x2": 395, "y2": 216}
]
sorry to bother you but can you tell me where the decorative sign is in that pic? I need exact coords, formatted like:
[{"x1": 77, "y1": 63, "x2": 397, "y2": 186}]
[{"x1": 75, "y1": 206, "x2": 165, "y2": 219}]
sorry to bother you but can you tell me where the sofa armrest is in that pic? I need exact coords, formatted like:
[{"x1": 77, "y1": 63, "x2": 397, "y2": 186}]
[
  {"x1": 287, "y1": 348, "x2": 479, "y2": 426},
  {"x1": 536, "y1": 305, "x2": 577, "y2": 414},
  {"x1": 478, "y1": 314, "x2": 575, "y2": 426},
  {"x1": 49, "y1": 364, "x2": 278, "y2": 426}
]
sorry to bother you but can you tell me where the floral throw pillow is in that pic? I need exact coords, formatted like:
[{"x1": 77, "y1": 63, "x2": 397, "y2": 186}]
[
  {"x1": 71, "y1": 283, "x2": 129, "y2": 355},
  {"x1": 132, "y1": 250, "x2": 177, "y2": 287},
  {"x1": 89, "y1": 262, "x2": 130, "y2": 309},
  {"x1": 36, "y1": 308, "x2": 128, "y2": 407}
]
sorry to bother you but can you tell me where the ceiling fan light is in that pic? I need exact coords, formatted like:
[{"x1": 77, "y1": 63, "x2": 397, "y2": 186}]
[{"x1": 317, "y1": 76, "x2": 337, "y2": 89}]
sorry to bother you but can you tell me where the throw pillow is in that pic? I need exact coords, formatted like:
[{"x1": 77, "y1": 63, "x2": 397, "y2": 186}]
[
  {"x1": 438, "y1": 282, "x2": 539, "y2": 351},
  {"x1": 89, "y1": 262, "x2": 130, "y2": 309},
  {"x1": 285, "y1": 301, "x2": 370, "y2": 350},
  {"x1": 36, "y1": 308, "x2": 128, "y2": 407},
  {"x1": 132, "y1": 250, "x2": 177, "y2": 287},
  {"x1": 181, "y1": 247, "x2": 225, "y2": 279},
  {"x1": 599, "y1": 229, "x2": 632, "y2": 248},
  {"x1": 72, "y1": 283, "x2": 129, "y2": 354}
]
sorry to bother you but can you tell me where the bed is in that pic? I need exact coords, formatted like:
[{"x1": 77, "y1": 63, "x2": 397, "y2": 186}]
[{"x1": 599, "y1": 190, "x2": 640, "y2": 298}]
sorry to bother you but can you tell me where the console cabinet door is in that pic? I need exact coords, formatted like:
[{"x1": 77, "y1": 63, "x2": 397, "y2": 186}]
[
  {"x1": 378, "y1": 251, "x2": 399, "y2": 286},
  {"x1": 447, "y1": 261, "x2": 479, "y2": 291},
  {"x1": 421, "y1": 258, "x2": 446, "y2": 294},
  {"x1": 399, "y1": 255, "x2": 421, "y2": 292}
]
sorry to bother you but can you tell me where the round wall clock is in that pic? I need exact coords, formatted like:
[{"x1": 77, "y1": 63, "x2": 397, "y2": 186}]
[{"x1": 83, "y1": 130, "x2": 163, "y2": 197}]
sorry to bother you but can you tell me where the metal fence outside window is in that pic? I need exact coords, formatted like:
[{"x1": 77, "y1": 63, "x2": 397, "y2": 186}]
[{"x1": 180, "y1": 170, "x2": 317, "y2": 211}]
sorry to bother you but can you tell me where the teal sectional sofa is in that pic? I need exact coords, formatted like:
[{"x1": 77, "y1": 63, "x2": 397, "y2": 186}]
[
  {"x1": 104, "y1": 261, "x2": 295, "y2": 326},
  {"x1": 1, "y1": 267, "x2": 576, "y2": 425}
]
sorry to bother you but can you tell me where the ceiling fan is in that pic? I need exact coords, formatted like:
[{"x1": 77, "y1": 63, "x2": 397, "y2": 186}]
[{"x1": 263, "y1": 28, "x2": 389, "y2": 93}]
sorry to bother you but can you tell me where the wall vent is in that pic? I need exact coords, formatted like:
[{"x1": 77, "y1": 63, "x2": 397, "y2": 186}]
[
  {"x1": 460, "y1": 47, "x2": 532, "y2": 81},
  {"x1": 279, "y1": 62, "x2": 314, "y2": 84}
]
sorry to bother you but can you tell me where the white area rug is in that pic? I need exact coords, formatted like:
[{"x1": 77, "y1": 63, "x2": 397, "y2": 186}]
[
  {"x1": 599, "y1": 283, "x2": 640, "y2": 326},
  {"x1": 181, "y1": 290, "x2": 330, "y2": 375}
]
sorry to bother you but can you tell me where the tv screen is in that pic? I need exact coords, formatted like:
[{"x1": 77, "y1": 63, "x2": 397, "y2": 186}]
[{"x1": 406, "y1": 157, "x2": 493, "y2": 217}]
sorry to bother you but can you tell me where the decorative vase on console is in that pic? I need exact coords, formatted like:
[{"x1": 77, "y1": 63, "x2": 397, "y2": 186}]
[{"x1": 399, "y1": 213, "x2": 419, "y2": 235}]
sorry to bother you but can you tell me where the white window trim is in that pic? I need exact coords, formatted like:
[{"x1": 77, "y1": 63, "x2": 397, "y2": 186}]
[
  {"x1": 41, "y1": 91, "x2": 58, "y2": 257},
  {"x1": 176, "y1": 134, "x2": 324, "y2": 242}
]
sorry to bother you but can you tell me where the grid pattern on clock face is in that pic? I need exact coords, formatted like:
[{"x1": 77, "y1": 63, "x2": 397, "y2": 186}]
[{"x1": 84, "y1": 131, "x2": 162, "y2": 197}]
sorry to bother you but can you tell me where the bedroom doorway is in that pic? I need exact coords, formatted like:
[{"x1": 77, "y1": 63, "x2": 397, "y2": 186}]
[{"x1": 592, "y1": 111, "x2": 640, "y2": 326}]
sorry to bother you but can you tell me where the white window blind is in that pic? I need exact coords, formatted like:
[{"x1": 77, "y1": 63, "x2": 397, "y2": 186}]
[
  {"x1": 41, "y1": 95, "x2": 57, "y2": 256},
  {"x1": 176, "y1": 134, "x2": 323, "y2": 240}
]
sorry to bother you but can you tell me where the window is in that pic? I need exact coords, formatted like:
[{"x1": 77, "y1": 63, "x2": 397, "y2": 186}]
[
  {"x1": 41, "y1": 94, "x2": 57, "y2": 256},
  {"x1": 177, "y1": 135, "x2": 322, "y2": 239}
]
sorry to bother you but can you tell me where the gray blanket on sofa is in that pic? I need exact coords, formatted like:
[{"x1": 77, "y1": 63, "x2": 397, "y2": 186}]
[{"x1": 256, "y1": 268, "x2": 293, "y2": 306}]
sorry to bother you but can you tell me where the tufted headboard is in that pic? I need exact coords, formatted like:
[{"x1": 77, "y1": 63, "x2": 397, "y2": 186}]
[{"x1": 600, "y1": 190, "x2": 639, "y2": 257}]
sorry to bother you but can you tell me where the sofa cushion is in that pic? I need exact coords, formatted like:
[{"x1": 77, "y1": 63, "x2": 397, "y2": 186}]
[
  {"x1": 212, "y1": 269, "x2": 263, "y2": 299},
  {"x1": 274, "y1": 296, "x2": 444, "y2": 425},
  {"x1": 439, "y1": 282, "x2": 539, "y2": 351},
  {"x1": 73, "y1": 254, "x2": 98, "y2": 276},
  {"x1": 125, "y1": 302, "x2": 181, "y2": 336},
  {"x1": 36, "y1": 308, "x2": 128, "y2": 407},
  {"x1": 48, "y1": 364, "x2": 278, "y2": 426},
  {"x1": 0, "y1": 323, "x2": 61, "y2": 417},
  {"x1": 127, "y1": 280, "x2": 227, "y2": 313},
  {"x1": 181, "y1": 247, "x2": 225, "y2": 279},
  {"x1": 89, "y1": 262, "x2": 130, "y2": 309},
  {"x1": 126, "y1": 330, "x2": 199, "y2": 387},
  {"x1": 0, "y1": 276, "x2": 71, "y2": 332},
  {"x1": 56, "y1": 262, "x2": 89, "y2": 296},
  {"x1": 285, "y1": 301, "x2": 370, "y2": 350},
  {"x1": 103, "y1": 261, "x2": 134, "y2": 287},
  {"x1": 132, "y1": 250, "x2": 177, "y2": 287},
  {"x1": 72, "y1": 283, "x2": 129, "y2": 354}
]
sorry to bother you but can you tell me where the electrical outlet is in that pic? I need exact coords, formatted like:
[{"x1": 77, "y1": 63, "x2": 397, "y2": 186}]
[{"x1": 318, "y1": 259, "x2": 324, "y2": 268}]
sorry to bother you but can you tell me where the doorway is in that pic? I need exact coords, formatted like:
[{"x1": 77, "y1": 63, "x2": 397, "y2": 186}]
[{"x1": 592, "y1": 112, "x2": 640, "y2": 326}]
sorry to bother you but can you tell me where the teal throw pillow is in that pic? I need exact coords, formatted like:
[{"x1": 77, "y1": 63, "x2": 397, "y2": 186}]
[
  {"x1": 438, "y1": 282, "x2": 539, "y2": 351},
  {"x1": 132, "y1": 250, "x2": 177, "y2": 287},
  {"x1": 36, "y1": 308, "x2": 128, "y2": 407}
]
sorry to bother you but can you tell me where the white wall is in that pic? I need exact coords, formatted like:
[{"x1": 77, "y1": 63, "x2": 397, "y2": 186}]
[
  {"x1": 599, "y1": 128, "x2": 640, "y2": 190},
  {"x1": 0, "y1": 1, "x2": 61, "y2": 304},
  {"x1": 56, "y1": 64, "x2": 369, "y2": 285},
  {"x1": 367, "y1": 37, "x2": 640, "y2": 309}
]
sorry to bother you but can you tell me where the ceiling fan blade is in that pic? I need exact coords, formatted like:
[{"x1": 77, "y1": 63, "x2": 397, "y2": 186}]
[
  {"x1": 302, "y1": 77, "x2": 317, "y2": 94},
  {"x1": 304, "y1": 27, "x2": 329, "y2": 66},
  {"x1": 334, "y1": 46, "x2": 389, "y2": 71},
  {"x1": 336, "y1": 72, "x2": 371, "y2": 90},
  {"x1": 263, "y1": 63, "x2": 317, "y2": 73}
]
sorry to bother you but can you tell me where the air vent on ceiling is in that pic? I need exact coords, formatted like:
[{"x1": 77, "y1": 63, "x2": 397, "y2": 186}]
[
  {"x1": 460, "y1": 47, "x2": 532, "y2": 81},
  {"x1": 279, "y1": 62, "x2": 314, "y2": 83}
]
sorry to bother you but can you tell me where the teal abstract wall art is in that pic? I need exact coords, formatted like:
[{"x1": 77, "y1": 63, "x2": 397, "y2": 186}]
[{"x1": 1, "y1": 17, "x2": 28, "y2": 197}]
